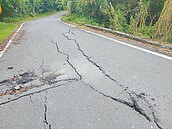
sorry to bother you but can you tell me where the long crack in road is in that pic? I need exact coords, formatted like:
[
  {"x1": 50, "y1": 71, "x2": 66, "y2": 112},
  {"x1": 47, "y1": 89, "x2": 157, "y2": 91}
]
[{"x1": 59, "y1": 27, "x2": 163, "y2": 129}]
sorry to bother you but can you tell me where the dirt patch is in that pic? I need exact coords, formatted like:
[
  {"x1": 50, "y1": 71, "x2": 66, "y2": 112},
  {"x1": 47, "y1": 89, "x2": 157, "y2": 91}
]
[
  {"x1": 0, "y1": 43, "x2": 7, "y2": 51},
  {"x1": 12, "y1": 30, "x2": 26, "y2": 45}
]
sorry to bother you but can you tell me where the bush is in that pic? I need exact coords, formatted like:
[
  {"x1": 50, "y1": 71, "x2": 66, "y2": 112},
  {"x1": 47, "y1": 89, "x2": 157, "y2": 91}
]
[
  {"x1": 167, "y1": 35, "x2": 172, "y2": 43},
  {"x1": 62, "y1": 14, "x2": 100, "y2": 26},
  {"x1": 1, "y1": 17, "x2": 24, "y2": 23}
]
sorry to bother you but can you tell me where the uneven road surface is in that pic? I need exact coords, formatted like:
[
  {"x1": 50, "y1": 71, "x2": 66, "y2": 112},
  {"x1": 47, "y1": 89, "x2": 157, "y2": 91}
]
[{"x1": 0, "y1": 11, "x2": 172, "y2": 129}]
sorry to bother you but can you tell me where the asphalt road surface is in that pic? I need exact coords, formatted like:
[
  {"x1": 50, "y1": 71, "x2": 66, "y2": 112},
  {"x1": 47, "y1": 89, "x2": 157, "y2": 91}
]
[{"x1": 0, "y1": 11, "x2": 172, "y2": 129}]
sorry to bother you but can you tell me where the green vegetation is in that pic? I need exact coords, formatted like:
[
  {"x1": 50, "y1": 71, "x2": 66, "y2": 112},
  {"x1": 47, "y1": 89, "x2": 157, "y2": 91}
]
[
  {"x1": 0, "y1": 22, "x2": 18, "y2": 43},
  {"x1": 0, "y1": 0, "x2": 67, "y2": 19},
  {"x1": 65, "y1": 0, "x2": 172, "y2": 44},
  {"x1": 0, "y1": 0, "x2": 68, "y2": 44},
  {"x1": 61, "y1": 14, "x2": 100, "y2": 26}
]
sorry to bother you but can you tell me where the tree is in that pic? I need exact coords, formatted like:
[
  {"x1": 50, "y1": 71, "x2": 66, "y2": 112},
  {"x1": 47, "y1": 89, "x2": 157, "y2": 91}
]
[
  {"x1": 154, "y1": 0, "x2": 172, "y2": 42},
  {"x1": 0, "y1": 0, "x2": 67, "y2": 20}
]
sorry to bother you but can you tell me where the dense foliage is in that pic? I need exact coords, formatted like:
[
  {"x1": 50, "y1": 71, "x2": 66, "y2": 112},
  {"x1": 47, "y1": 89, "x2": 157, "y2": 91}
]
[
  {"x1": 69, "y1": 0, "x2": 172, "y2": 43},
  {"x1": 0, "y1": 0, "x2": 67, "y2": 20}
]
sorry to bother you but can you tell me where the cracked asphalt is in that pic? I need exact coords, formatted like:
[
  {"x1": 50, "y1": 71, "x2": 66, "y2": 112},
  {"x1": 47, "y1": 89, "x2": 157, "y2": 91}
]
[{"x1": 0, "y1": 11, "x2": 172, "y2": 129}]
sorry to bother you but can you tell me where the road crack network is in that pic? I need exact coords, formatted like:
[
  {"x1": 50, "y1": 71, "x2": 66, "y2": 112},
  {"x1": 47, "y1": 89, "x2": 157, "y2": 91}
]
[
  {"x1": 0, "y1": 81, "x2": 76, "y2": 106},
  {"x1": 62, "y1": 28, "x2": 127, "y2": 89},
  {"x1": 60, "y1": 27, "x2": 163, "y2": 129},
  {"x1": 51, "y1": 40, "x2": 82, "y2": 80},
  {"x1": 81, "y1": 81, "x2": 151, "y2": 121},
  {"x1": 0, "y1": 55, "x2": 79, "y2": 106},
  {"x1": 0, "y1": 27, "x2": 163, "y2": 129}
]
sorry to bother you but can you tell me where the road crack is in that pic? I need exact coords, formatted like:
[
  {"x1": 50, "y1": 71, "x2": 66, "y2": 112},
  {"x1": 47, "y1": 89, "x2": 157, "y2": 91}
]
[
  {"x1": 0, "y1": 80, "x2": 77, "y2": 106},
  {"x1": 52, "y1": 37, "x2": 151, "y2": 122},
  {"x1": 61, "y1": 27, "x2": 163, "y2": 129},
  {"x1": 43, "y1": 91, "x2": 51, "y2": 129},
  {"x1": 29, "y1": 95, "x2": 34, "y2": 104},
  {"x1": 51, "y1": 40, "x2": 82, "y2": 80},
  {"x1": 152, "y1": 111, "x2": 163, "y2": 129},
  {"x1": 81, "y1": 81, "x2": 151, "y2": 121},
  {"x1": 40, "y1": 59, "x2": 45, "y2": 83},
  {"x1": 62, "y1": 28, "x2": 127, "y2": 89}
]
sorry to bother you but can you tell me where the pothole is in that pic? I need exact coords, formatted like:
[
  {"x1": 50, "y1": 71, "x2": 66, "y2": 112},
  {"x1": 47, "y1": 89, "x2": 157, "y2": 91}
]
[
  {"x1": 0, "y1": 71, "x2": 64, "y2": 96},
  {"x1": 0, "y1": 71, "x2": 38, "y2": 96}
]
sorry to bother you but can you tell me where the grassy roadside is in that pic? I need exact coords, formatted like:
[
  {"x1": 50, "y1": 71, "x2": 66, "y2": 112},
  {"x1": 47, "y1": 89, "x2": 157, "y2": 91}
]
[
  {"x1": 62, "y1": 14, "x2": 172, "y2": 44},
  {"x1": 0, "y1": 23, "x2": 18, "y2": 43},
  {"x1": 61, "y1": 14, "x2": 100, "y2": 26},
  {"x1": 0, "y1": 11, "x2": 57, "y2": 44}
]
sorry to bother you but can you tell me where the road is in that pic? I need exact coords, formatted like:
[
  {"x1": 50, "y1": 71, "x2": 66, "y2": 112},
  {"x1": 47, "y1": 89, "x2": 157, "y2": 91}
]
[{"x1": 0, "y1": 11, "x2": 172, "y2": 129}]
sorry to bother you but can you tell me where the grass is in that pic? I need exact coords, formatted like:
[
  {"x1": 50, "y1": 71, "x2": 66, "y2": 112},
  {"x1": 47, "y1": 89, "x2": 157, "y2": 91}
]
[
  {"x1": 0, "y1": 11, "x2": 58, "y2": 44},
  {"x1": 61, "y1": 14, "x2": 100, "y2": 26},
  {"x1": 0, "y1": 22, "x2": 18, "y2": 43}
]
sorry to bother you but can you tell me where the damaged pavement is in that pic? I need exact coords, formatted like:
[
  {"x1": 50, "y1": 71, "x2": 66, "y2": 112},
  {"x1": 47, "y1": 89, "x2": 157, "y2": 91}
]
[{"x1": 0, "y1": 11, "x2": 172, "y2": 129}]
